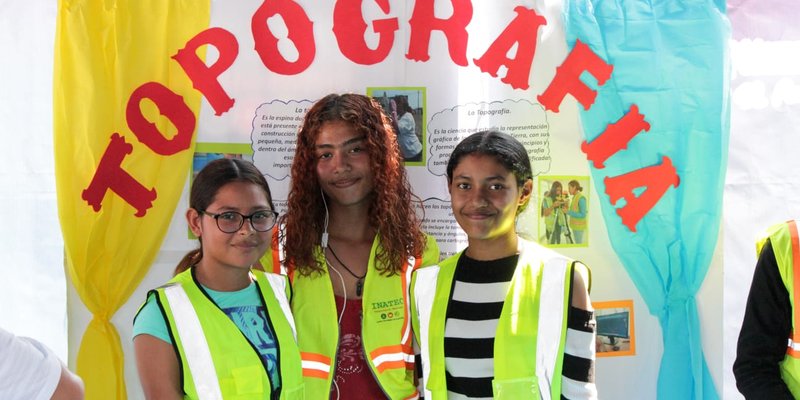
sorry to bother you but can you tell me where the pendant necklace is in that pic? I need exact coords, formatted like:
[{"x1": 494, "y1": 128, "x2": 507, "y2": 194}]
[{"x1": 327, "y1": 244, "x2": 367, "y2": 296}]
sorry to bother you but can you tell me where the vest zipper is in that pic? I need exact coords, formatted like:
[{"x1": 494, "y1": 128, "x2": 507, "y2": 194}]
[
  {"x1": 327, "y1": 266, "x2": 341, "y2": 398},
  {"x1": 362, "y1": 335, "x2": 391, "y2": 399},
  {"x1": 360, "y1": 275, "x2": 391, "y2": 399},
  {"x1": 330, "y1": 317, "x2": 341, "y2": 397}
]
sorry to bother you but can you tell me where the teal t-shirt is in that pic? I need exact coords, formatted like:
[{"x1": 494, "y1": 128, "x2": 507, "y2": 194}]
[{"x1": 133, "y1": 281, "x2": 282, "y2": 389}]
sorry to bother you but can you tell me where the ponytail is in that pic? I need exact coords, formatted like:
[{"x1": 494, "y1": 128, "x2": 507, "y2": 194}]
[{"x1": 173, "y1": 248, "x2": 202, "y2": 276}]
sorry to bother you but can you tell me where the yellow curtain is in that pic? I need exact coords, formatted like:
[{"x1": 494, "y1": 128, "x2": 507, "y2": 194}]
[{"x1": 54, "y1": 1, "x2": 210, "y2": 398}]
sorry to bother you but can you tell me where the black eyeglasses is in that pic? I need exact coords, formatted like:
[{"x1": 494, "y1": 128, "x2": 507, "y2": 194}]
[{"x1": 201, "y1": 210, "x2": 278, "y2": 233}]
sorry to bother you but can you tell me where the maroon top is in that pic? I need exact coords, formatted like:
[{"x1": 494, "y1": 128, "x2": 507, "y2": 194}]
[{"x1": 331, "y1": 296, "x2": 388, "y2": 400}]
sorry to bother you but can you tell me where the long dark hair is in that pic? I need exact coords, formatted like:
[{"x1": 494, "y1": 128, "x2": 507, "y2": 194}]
[
  {"x1": 548, "y1": 181, "x2": 563, "y2": 201},
  {"x1": 282, "y1": 93, "x2": 425, "y2": 276},
  {"x1": 174, "y1": 158, "x2": 274, "y2": 275},
  {"x1": 394, "y1": 95, "x2": 414, "y2": 115}
]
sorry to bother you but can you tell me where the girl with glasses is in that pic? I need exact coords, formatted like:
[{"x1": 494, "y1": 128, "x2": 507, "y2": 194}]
[{"x1": 133, "y1": 158, "x2": 303, "y2": 399}]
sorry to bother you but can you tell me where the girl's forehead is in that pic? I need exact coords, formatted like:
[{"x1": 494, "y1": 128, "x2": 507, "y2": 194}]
[
  {"x1": 455, "y1": 153, "x2": 505, "y2": 168},
  {"x1": 315, "y1": 121, "x2": 359, "y2": 142},
  {"x1": 452, "y1": 155, "x2": 515, "y2": 180},
  {"x1": 211, "y1": 181, "x2": 269, "y2": 202}
]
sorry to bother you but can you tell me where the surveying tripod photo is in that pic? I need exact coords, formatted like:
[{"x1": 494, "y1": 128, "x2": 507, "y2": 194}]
[{"x1": 548, "y1": 199, "x2": 574, "y2": 245}]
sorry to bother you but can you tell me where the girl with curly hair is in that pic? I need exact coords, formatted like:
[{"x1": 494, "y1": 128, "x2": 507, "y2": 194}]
[{"x1": 261, "y1": 93, "x2": 439, "y2": 399}]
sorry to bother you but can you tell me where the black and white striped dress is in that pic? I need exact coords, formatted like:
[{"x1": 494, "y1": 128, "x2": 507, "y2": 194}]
[{"x1": 443, "y1": 253, "x2": 597, "y2": 399}]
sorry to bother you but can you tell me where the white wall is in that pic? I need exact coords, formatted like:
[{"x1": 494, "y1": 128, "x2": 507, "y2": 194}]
[
  {"x1": 722, "y1": 4, "x2": 800, "y2": 394},
  {"x1": 0, "y1": 0, "x2": 66, "y2": 360}
]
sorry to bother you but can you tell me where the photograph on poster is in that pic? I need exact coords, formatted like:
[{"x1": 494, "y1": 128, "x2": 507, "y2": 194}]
[
  {"x1": 594, "y1": 300, "x2": 636, "y2": 357},
  {"x1": 192, "y1": 143, "x2": 255, "y2": 179},
  {"x1": 367, "y1": 87, "x2": 426, "y2": 165},
  {"x1": 537, "y1": 175, "x2": 589, "y2": 247}
]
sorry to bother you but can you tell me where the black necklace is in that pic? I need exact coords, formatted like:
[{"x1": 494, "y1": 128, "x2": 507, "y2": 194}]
[{"x1": 327, "y1": 244, "x2": 366, "y2": 296}]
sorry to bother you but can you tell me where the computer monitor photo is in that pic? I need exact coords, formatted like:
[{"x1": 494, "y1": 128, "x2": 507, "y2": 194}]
[{"x1": 594, "y1": 300, "x2": 636, "y2": 357}]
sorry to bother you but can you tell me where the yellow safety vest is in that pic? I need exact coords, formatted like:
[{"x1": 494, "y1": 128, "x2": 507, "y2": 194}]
[
  {"x1": 153, "y1": 268, "x2": 304, "y2": 399},
  {"x1": 411, "y1": 239, "x2": 578, "y2": 400},
  {"x1": 262, "y1": 232, "x2": 440, "y2": 399},
  {"x1": 756, "y1": 220, "x2": 800, "y2": 397},
  {"x1": 569, "y1": 192, "x2": 586, "y2": 230},
  {"x1": 542, "y1": 197, "x2": 556, "y2": 229}
]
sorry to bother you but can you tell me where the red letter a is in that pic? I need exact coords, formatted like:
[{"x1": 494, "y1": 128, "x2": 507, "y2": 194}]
[
  {"x1": 604, "y1": 156, "x2": 680, "y2": 232},
  {"x1": 473, "y1": 6, "x2": 546, "y2": 90}
]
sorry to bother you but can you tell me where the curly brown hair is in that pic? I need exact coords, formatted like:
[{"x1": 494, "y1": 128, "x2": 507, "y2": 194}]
[{"x1": 282, "y1": 93, "x2": 425, "y2": 276}]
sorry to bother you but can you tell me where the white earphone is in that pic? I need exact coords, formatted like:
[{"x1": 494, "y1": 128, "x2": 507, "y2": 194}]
[
  {"x1": 321, "y1": 188, "x2": 329, "y2": 248},
  {"x1": 320, "y1": 187, "x2": 346, "y2": 321},
  {"x1": 321, "y1": 188, "x2": 345, "y2": 400}
]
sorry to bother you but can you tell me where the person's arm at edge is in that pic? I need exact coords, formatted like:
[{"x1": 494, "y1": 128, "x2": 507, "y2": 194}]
[
  {"x1": 49, "y1": 362, "x2": 84, "y2": 400},
  {"x1": 571, "y1": 261, "x2": 592, "y2": 311},
  {"x1": 734, "y1": 240, "x2": 794, "y2": 399},
  {"x1": 134, "y1": 334, "x2": 183, "y2": 400},
  {"x1": 0, "y1": 327, "x2": 84, "y2": 400},
  {"x1": 563, "y1": 261, "x2": 597, "y2": 399},
  {"x1": 132, "y1": 292, "x2": 182, "y2": 400}
]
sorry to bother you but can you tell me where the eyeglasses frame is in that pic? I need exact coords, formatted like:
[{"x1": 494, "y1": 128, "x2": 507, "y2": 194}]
[{"x1": 200, "y1": 209, "x2": 279, "y2": 233}]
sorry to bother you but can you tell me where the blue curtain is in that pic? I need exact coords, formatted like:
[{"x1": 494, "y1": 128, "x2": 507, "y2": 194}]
[{"x1": 563, "y1": 1, "x2": 729, "y2": 398}]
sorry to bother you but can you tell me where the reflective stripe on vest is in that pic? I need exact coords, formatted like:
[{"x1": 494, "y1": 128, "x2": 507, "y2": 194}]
[
  {"x1": 370, "y1": 344, "x2": 415, "y2": 373},
  {"x1": 300, "y1": 352, "x2": 331, "y2": 379},
  {"x1": 789, "y1": 338, "x2": 800, "y2": 355},
  {"x1": 413, "y1": 266, "x2": 438, "y2": 399},
  {"x1": 394, "y1": 254, "x2": 421, "y2": 368},
  {"x1": 414, "y1": 243, "x2": 572, "y2": 400},
  {"x1": 535, "y1": 257, "x2": 570, "y2": 400},
  {"x1": 163, "y1": 284, "x2": 224, "y2": 400},
  {"x1": 265, "y1": 272, "x2": 297, "y2": 340},
  {"x1": 787, "y1": 220, "x2": 800, "y2": 357}
]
